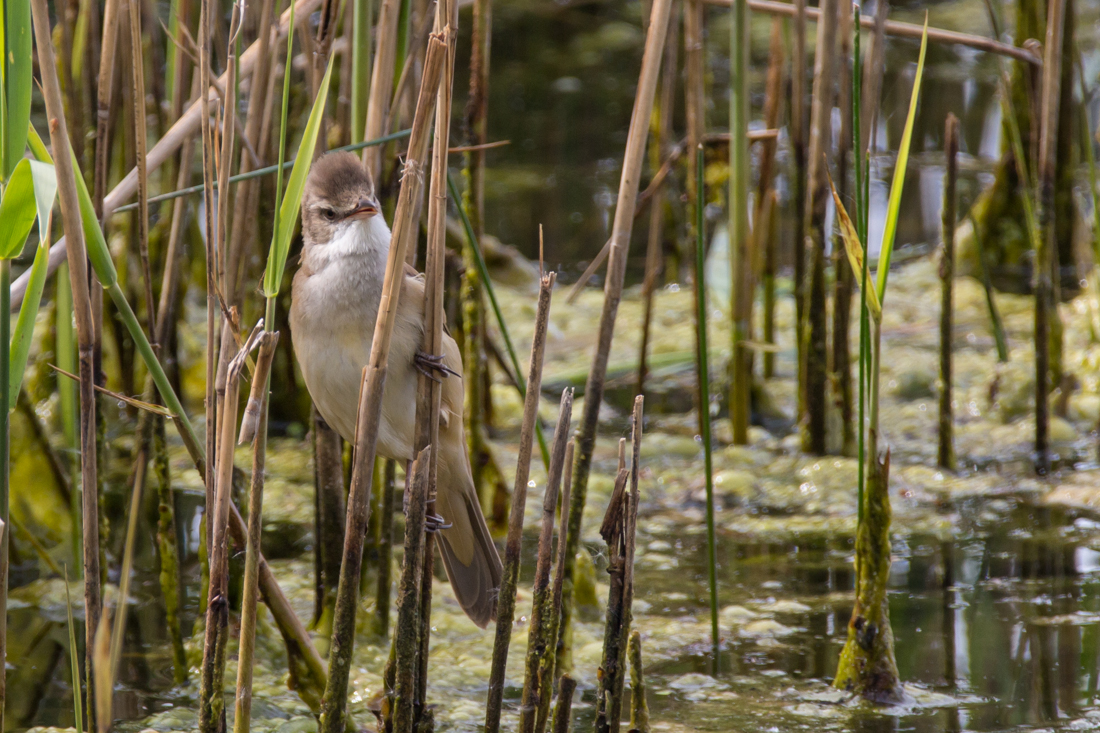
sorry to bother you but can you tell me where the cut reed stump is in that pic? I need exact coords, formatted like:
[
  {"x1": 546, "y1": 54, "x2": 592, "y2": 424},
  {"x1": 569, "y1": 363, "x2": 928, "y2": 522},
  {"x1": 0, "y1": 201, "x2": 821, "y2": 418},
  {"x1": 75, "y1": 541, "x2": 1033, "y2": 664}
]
[
  {"x1": 485, "y1": 270, "x2": 557, "y2": 733},
  {"x1": 939, "y1": 114, "x2": 959, "y2": 471},
  {"x1": 595, "y1": 396, "x2": 644, "y2": 733},
  {"x1": 552, "y1": 675, "x2": 577, "y2": 733},
  {"x1": 629, "y1": 631, "x2": 649, "y2": 733},
  {"x1": 519, "y1": 389, "x2": 575, "y2": 733}
]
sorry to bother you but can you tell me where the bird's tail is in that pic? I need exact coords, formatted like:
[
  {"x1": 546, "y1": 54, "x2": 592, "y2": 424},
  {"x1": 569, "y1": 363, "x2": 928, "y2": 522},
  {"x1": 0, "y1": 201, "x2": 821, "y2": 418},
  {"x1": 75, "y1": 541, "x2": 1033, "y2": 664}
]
[{"x1": 435, "y1": 447, "x2": 503, "y2": 628}]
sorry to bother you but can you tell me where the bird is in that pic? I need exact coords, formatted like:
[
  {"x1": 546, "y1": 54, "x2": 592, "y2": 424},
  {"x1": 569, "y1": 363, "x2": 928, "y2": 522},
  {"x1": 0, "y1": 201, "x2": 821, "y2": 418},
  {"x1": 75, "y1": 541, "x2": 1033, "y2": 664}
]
[{"x1": 289, "y1": 151, "x2": 503, "y2": 628}]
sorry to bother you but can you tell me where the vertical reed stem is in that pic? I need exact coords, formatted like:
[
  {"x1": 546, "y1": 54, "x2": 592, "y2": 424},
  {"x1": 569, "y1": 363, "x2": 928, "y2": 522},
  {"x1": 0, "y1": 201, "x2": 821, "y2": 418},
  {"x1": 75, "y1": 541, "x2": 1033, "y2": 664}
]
[
  {"x1": 628, "y1": 631, "x2": 649, "y2": 733},
  {"x1": 560, "y1": 0, "x2": 671, "y2": 677},
  {"x1": 485, "y1": 270, "x2": 557, "y2": 733},
  {"x1": 373, "y1": 459, "x2": 397, "y2": 637},
  {"x1": 537, "y1": 439, "x2": 573, "y2": 733},
  {"x1": 551, "y1": 675, "x2": 576, "y2": 733},
  {"x1": 728, "y1": 0, "x2": 751, "y2": 445},
  {"x1": 28, "y1": 3, "x2": 100, "y2": 727},
  {"x1": 760, "y1": 19, "x2": 784, "y2": 379},
  {"x1": 393, "y1": 447, "x2": 430, "y2": 733},
  {"x1": 939, "y1": 114, "x2": 958, "y2": 471},
  {"x1": 0, "y1": 259, "x2": 8, "y2": 730}
]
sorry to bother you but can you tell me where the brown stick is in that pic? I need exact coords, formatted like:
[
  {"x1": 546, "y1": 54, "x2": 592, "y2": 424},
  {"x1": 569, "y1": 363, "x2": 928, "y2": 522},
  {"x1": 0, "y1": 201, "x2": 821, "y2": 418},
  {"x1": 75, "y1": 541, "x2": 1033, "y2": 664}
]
[
  {"x1": 28, "y1": 3, "x2": 100, "y2": 730},
  {"x1": 485, "y1": 270, "x2": 557, "y2": 733},
  {"x1": 701, "y1": 0, "x2": 1040, "y2": 64},
  {"x1": 790, "y1": 0, "x2": 806, "y2": 357},
  {"x1": 1034, "y1": 0, "x2": 1066, "y2": 474},
  {"x1": 939, "y1": 115, "x2": 959, "y2": 470},
  {"x1": 560, "y1": 0, "x2": 671, "y2": 685},
  {"x1": 760, "y1": 19, "x2": 784, "y2": 379},
  {"x1": 519, "y1": 389, "x2": 574, "y2": 733},
  {"x1": 317, "y1": 35, "x2": 447, "y2": 733},
  {"x1": 93, "y1": 0, "x2": 122, "y2": 221},
  {"x1": 393, "y1": 448, "x2": 431, "y2": 733},
  {"x1": 831, "y1": 2, "x2": 854, "y2": 453},
  {"x1": 551, "y1": 675, "x2": 577, "y2": 733},
  {"x1": 233, "y1": 331, "x2": 280, "y2": 733}
]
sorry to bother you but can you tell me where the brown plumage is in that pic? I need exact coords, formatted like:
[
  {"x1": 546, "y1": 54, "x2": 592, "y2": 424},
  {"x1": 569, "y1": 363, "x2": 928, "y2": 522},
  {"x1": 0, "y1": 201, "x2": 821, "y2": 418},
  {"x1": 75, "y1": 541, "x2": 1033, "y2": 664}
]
[{"x1": 289, "y1": 151, "x2": 502, "y2": 627}]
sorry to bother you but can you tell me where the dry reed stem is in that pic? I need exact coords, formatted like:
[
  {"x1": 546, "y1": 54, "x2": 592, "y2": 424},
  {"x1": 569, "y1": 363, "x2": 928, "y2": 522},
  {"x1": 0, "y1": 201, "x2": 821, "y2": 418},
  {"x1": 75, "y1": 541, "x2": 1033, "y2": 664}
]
[
  {"x1": 832, "y1": 0, "x2": 854, "y2": 453},
  {"x1": 234, "y1": 332, "x2": 280, "y2": 733},
  {"x1": 703, "y1": 0, "x2": 1040, "y2": 64},
  {"x1": 628, "y1": 631, "x2": 649, "y2": 733},
  {"x1": 412, "y1": 0, "x2": 458, "y2": 721},
  {"x1": 551, "y1": 675, "x2": 577, "y2": 733},
  {"x1": 361, "y1": 0, "x2": 401, "y2": 178},
  {"x1": 11, "y1": 0, "x2": 328, "y2": 310},
  {"x1": 128, "y1": 0, "x2": 155, "y2": 341},
  {"x1": 558, "y1": 0, "x2": 668, "y2": 647},
  {"x1": 760, "y1": 20, "x2": 784, "y2": 378},
  {"x1": 559, "y1": 1, "x2": 669, "y2": 666},
  {"x1": 861, "y1": 0, "x2": 889, "y2": 156},
  {"x1": 537, "y1": 438, "x2": 573, "y2": 733},
  {"x1": 393, "y1": 447, "x2": 431, "y2": 733},
  {"x1": 317, "y1": 35, "x2": 447, "y2": 733},
  {"x1": 28, "y1": 2, "x2": 101, "y2": 728},
  {"x1": 93, "y1": 0, "x2": 121, "y2": 218},
  {"x1": 1034, "y1": 0, "x2": 1066, "y2": 473},
  {"x1": 939, "y1": 115, "x2": 958, "y2": 470},
  {"x1": 519, "y1": 389, "x2": 575, "y2": 733},
  {"x1": 485, "y1": 270, "x2": 557, "y2": 733}
]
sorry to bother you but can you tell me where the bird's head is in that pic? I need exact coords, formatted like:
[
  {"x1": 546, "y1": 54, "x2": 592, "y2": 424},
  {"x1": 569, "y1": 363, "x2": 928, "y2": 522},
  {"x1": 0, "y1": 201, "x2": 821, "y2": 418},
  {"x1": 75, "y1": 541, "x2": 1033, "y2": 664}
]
[{"x1": 301, "y1": 151, "x2": 383, "y2": 247}]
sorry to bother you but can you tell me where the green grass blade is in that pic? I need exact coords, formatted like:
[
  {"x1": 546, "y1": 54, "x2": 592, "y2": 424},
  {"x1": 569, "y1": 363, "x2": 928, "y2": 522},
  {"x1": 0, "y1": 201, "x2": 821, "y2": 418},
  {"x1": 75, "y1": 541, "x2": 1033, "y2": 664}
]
[
  {"x1": 10, "y1": 238, "x2": 50, "y2": 401},
  {"x1": 0, "y1": 158, "x2": 36, "y2": 258},
  {"x1": 263, "y1": 40, "x2": 334, "y2": 300},
  {"x1": 64, "y1": 565, "x2": 84, "y2": 733},
  {"x1": 873, "y1": 19, "x2": 928, "y2": 304},
  {"x1": 447, "y1": 169, "x2": 551, "y2": 470},
  {"x1": 3, "y1": 0, "x2": 31, "y2": 179}
]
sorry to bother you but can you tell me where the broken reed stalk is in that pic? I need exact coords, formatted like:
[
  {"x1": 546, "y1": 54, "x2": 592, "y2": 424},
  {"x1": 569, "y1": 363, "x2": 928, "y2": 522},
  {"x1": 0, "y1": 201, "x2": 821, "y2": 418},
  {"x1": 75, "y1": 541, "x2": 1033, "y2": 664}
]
[
  {"x1": 199, "y1": 322, "x2": 253, "y2": 733},
  {"x1": 728, "y1": 0, "x2": 751, "y2": 446},
  {"x1": 27, "y1": 2, "x2": 101, "y2": 726},
  {"x1": 1034, "y1": 0, "x2": 1067, "y2": 475},
  {"x1": 693, "y1": 146, "x2": 720, "y2": 668},
  {"x1": 560, "y1": 0, "x2": 671, "y2": 679},
  {"x1": 234, "y1": 332, "x2": 280, "y2": 733},
  {"x1": 393, "y1": 448, "x2": 431, "y2": 733},
  {"x1": 519, "y1": 389, "x2": 575, "y2": 733},
  {"x1": 637, "y1": 10, "x2": 679, "y2": 396},
  {"x1": 413, "y1": 2, "x2": 458, "y2": 721},
  {"x1": 595, "y1": 396, "x2": 644, "y2": 733},
  {"x1": 362, "y1": 0, "x2": 401, "y2": 178},
  {"x1": 552, "y1": 675, "x2": 577, "y2": 733},
  {"x1": 628, "y1": 632, "x2": 649, "y2": 733},
  {"x1": 939, "y1": 114, "x2": 959, "y2": 471},
  {"x1": 537, "y1": 439, "x2": 574, "y2": 733},
  {"x1": 318, "y1": 35, "x2": 447, "y2": 733},
  {"x1": 373, "y1": 459, "x2": 398, "y2": 637},
  {"x1": 485, "y1": 270, "x2": 557, "y2": 733},
  {"x1": 760, "y1": 19, "x2": 785, "y2": 379},
  {"x1": 800, "y1": 0, "x2": 837, "y2": 456}
]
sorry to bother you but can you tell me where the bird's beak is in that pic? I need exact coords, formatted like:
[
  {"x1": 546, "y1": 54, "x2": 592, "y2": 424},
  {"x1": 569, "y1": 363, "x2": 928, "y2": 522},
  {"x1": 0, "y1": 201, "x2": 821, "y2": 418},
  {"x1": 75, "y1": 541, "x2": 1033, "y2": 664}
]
[{"x1": 345, "y1": 198, "x2": 378, "y2": 220}]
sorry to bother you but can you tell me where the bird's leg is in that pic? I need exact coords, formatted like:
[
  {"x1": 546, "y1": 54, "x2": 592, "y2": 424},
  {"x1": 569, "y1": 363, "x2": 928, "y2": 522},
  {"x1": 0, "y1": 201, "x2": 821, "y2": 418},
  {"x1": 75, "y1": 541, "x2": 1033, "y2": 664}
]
[
  {"x1": 414, "y1": 351, "x2": 460, "y2": 382},
  {"x1": 425, "y1": 510, "x2": 451, "y2": 534}
]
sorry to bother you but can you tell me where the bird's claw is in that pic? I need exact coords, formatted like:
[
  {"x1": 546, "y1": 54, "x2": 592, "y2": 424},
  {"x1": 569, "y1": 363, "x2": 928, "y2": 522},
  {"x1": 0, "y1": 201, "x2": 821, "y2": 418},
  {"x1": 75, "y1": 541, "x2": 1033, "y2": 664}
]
[
  {"x1": 415, "y1": 351, "x2": 459, "y2": 383},
  {"x1": 425, "y1": 513, "x2": 452, "y2": 534}
]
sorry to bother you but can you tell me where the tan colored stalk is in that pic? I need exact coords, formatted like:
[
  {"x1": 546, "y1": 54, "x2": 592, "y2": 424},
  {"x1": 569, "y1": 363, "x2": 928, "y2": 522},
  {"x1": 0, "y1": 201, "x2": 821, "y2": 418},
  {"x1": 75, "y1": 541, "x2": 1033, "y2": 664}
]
[
  {"x1": 637, "y1": 6, "x2": 680, "y2": 396},
  {"x1": 28, "y1": 2, "x2": 100, "y2": 728},
  {"x1": 93, "y1": 0, "x2": 122, "y2": 218},
  {"x1": 317, "y1": 35, "x2": 447, "y2": 733},
  {"x1": 128, "y1": 0, "x2": 155, "y2": 340},
  {"x1": 361, "y1": 0, "x2": 401, "y2": 179},
  {"x1": 703, "y1": 0, "x2": 1040, "y2": 64},
  {"x1": 485, "y1": 270, "x2": 557, "y2": 733},
  {"x1": 233, "y1": 332, "x2": 280, "y2": 733},
  {"x1": 560, "y1": 0, "x2": 672, "y2": 679},
  {"x1": 800, "y1": 0, "x2": 837, "y2": 455},
  {"x1": 412, "y1": 0, "x2": 457, "y2": 722}
]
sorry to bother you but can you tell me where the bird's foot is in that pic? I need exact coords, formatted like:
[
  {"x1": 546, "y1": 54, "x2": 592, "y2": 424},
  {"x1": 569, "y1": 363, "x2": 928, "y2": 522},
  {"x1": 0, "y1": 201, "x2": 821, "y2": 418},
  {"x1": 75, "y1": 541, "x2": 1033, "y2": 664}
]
[
  {"x1": 425, "y1": 513, "x2": 452, "y2": 533},
  {"x1": 414, "y1": 351, "x2": 459, "y2": 383}
]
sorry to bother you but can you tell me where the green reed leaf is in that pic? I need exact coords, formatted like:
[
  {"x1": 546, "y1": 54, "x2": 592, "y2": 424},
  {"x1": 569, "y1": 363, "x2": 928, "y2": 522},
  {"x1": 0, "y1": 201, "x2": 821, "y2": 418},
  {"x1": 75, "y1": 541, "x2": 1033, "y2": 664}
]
[{"x1": 3, "y1": 0, "x2": 31, "y2": 179}]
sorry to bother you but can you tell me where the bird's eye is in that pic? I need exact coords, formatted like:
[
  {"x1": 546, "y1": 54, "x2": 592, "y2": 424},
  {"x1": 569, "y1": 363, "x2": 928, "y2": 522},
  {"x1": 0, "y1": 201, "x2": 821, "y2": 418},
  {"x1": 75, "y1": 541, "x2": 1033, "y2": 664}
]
[{"x1": 321, "y1": 208, "x2": 337, "y2": 221}]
